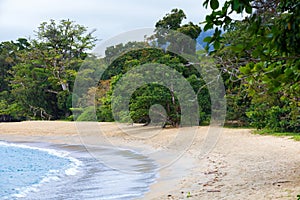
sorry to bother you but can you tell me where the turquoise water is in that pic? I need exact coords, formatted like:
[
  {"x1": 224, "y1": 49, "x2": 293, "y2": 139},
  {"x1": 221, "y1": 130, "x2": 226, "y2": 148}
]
[
  {"x1": 0, "y1": 141, "x2": 157, "y2": 200},
  {"x1": 0, "y1": 141, "x2": 80, "y2": 199}
]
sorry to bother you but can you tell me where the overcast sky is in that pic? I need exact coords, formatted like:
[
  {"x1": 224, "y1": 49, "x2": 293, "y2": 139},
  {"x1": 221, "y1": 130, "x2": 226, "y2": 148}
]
[{"x1": 0, "y1": 0, "x2": 215, "y2": 43}]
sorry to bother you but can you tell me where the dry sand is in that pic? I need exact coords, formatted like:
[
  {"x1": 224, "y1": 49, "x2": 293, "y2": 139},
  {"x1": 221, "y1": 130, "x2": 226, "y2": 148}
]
[{"x1": 0, "y1": 121, "x2": 300, "y2": 199}]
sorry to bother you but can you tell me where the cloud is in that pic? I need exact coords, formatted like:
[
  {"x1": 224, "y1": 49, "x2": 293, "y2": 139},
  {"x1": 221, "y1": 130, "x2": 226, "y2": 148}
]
[{"x1": 0, "y1": 0, "x2": 210, "y2": 42}]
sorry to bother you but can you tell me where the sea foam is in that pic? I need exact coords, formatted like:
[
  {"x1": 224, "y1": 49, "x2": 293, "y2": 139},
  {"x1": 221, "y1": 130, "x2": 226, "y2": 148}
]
[{"x1": 0, "y1": 141, "x2": 82, "y2": 199}]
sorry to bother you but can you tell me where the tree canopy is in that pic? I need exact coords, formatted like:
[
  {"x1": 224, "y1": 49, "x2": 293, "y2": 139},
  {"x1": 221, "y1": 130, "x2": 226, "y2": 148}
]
[
  {"x1": 203, "y1": 0, "x2": 300, "y2": 132},
  {"x1": 0, "y1": 19, "x2": 96, "y2": 120},
  {"x1": 0, "y1": 4, "x2": 298, "y2": 132},
  {"x1": 94, "y1": 9, "x2": 209, "y2": 127}
]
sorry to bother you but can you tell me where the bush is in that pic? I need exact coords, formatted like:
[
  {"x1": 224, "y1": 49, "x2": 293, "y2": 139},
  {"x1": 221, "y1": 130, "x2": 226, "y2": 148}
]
[
  {"x1": 247, "y1": 103, "x2": 300, "y2": 133},
  {"x1": 76, "y1": 106, "x2": 97, "y2": 121}
]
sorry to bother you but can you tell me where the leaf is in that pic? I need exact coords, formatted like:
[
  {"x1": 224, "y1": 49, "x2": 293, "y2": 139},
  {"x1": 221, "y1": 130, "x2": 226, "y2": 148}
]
[
  {"x1": 210, "y1": 0, "x2": 219, "y2": 10},
  {"x1": 232, "y1": 0, "x2": 240, "y2": 11},
  {"x1": 204, "y1": 23, "x2": 213, "y2": 31},
  {"x1": 252, "y1": 47, "x2": 262, "y2": 58},
  {"x1": 203, "y1": 0, "x2": 209, "y2": 8},
  {"x1": 213, "y1": 40, "x2": 220, "y2": 49},
  {"x1": 240, "y1": 66, "x2": 251, "y2": 74},
  {"x1": 231, "y1": 44, "x2": 244, "y2": 52},
  {"x1": 245, "y1": 5, "x2": 252, "y2": 14},
  {"x1": 203, "y1": 36, "x2": 212, "y2": 43},
  {"x1": 272, "y1": 86, "x2": 282, "y2": 93},
  {"x1": 248, "y1": 78, "x2": 253, "y2": 85},
  {"x1": 284, "y1": 68, "x2": 293, "y2": 77},
  {"x1": 224, "y1": 16, "x2": 232, "y2": 26},
  {"x1": 205, "y1": 15, "x2": 212, "y2": 23}
]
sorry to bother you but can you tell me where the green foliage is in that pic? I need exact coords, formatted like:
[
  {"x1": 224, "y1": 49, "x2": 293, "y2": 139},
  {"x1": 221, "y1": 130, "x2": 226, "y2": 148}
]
[
  {"x1": 103, "y1": 47, "x2": 163, "y2": 80},
  {"x1": 0, "y1": 39, "x2": 28, "y2": 92},
  {"x1": 187, "y1": 73, "x2": 211, "y2": 123},
  {"x1": 5, "y1": 4, "x2": 298, "y2": 133},
  {"x1": 154, "y1": 9, "x2": 201, "y2": 55},
  {"x1": 0, "y1": 19, "x2": 96, "y2": 120},
  {"x1": 10, "y1": 61, "x2": 56, "y2": 119},
  {"x1": 0, "y1": 91, "x2": 24, "y2": 120},
  {"x1": 0, "y1": 11, "x2": 209, "y2": 125},
  {"x1": 203, "y1": 0, "x2": 300, "y2": 132},
  {"x1": 247, "y1": 103, "x2": 299, "y2": 132},
  {"x1": 99, "y1": 52, "x2": 210, "y2": 127},
  {"x1": 96, "y1": 80, "x2": 114, "y2": 122},
  {"x1": 154, "y1": 8, "x2": 187, "y2": 46},
  {"x1": 129, "y1": 84, "x2": 181, "y2": 126},
  {"x1": 93, "y1": 10, "x2": 208, "y2": 127},
  {"x1": 57, "y1": 90, "x2": 73, "y2": 116},
  {"x1": 102, "y1": 50, "x2": 210, "y2": 126},
  {"x1": 0, "y1": 39, "x2": 31, "y2": 121},
  {"x1": 76, "y1": 106, "x2": 97, "y2": 121}
]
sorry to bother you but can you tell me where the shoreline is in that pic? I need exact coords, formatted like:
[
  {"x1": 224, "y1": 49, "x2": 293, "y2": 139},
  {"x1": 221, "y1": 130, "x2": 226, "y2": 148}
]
[
  {"x1": 0, "y1": 140, "x2": 83, "y2": 199},
  {"x1": 1, "y1": 121, "x2": 300, "y2": 199},
  {"x1": 0, "y1": 134, "x2": 158, "y2": 199}
]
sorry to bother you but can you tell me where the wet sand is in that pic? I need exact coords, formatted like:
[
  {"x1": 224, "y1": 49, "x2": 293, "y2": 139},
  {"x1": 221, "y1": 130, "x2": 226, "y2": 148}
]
[{"x1": 1, "y1": 121, "x2": 300, "y2": 199}]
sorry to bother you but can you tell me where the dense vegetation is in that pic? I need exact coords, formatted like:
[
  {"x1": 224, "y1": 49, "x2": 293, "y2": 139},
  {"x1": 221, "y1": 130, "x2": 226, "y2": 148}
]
[
  {"x1": 203, "y1": 0, "x2": 299, "y2": 132},
  {"x1": 0, "y1": 20, "x2": 96, "y2": 121},
  {"x1": 0, "y1": 1, "x2": 299, "y2": 133}
]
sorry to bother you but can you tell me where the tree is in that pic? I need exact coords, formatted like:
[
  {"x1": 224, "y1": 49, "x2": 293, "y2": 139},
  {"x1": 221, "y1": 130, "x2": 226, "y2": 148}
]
[
  {"x1": 154, "y1": 8, "x2": 187, "y2": 46},
  {"x1": 203, "y1": 0, "x2": 300, "y2": 131},
  {"x1": 0, "y1": 39, "x2": 30, "y2": 121},
  {"x1": 0, "y1": 39, "x2": 30, "y2": 92},
  {"x1": 93, "y1": 10, "x2": 210, "y2": 127},
  {"x1": 154, "y1": 9, "x2": 201, "y2": 55},
  {"x1": 9, "y1": 19, "x2": 97, "y2": 119},
  {"x1": 35, "y1": 19, "x2": 96, "y2": 92}
]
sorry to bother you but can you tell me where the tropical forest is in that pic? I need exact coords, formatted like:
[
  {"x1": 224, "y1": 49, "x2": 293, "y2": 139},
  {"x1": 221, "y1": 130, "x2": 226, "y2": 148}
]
[{"x1": 0, "y1": 0, "x2": 299, "y2": 135}]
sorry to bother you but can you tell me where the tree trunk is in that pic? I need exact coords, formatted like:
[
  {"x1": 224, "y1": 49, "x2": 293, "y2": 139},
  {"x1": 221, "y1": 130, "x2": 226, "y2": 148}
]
[{"x1": 61, "y1": 82, "x2": 69, "y2": 91}]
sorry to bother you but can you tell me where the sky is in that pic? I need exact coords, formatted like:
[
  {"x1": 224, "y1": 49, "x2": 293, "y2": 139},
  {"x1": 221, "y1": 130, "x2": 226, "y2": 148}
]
[{"x1": 0, "y1": 0, "x2": 214, "y2": 43}]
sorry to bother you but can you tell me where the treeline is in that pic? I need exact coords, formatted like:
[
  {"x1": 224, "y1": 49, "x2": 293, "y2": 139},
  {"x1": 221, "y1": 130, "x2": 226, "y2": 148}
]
[
  {"x1": 72, "y1": 9, "x2": 209, "y2": 127},
  {"x1": 0, "y1": 19, "x2": 96, "y2": 121},
  {"x1": 0, "y1": 1, "x2": 299, "y2": 133}
]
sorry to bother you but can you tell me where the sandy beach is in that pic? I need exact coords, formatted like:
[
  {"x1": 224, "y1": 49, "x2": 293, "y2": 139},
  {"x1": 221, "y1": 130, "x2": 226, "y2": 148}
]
[{"x1": 0, "y1": 121, "x2": 300, "y2": 199}]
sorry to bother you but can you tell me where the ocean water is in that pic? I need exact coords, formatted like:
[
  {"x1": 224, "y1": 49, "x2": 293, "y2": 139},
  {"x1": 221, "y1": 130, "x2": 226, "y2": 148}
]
[{"x1": 0, "y1": 141, "x2": 157, "y2": 200}]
